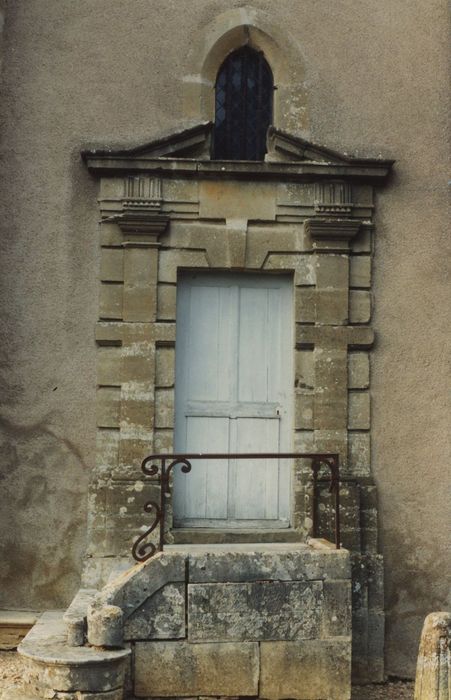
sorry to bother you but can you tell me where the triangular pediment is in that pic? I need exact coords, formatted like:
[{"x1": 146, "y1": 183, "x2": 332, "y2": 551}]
[
  {"x1": 266, "y1": 127, "x2": 375, "y2": 165},
  {"x1": 82, "y1": 122, "x2": 214, "y2": 161},
  {"x1": 82, "y1": 122, "x2": 394, "y2": 182}
]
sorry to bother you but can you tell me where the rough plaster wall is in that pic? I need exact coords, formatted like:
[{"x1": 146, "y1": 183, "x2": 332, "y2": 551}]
[{"x1": 0, "y1": 0, "x2": 448, "y2": 677}]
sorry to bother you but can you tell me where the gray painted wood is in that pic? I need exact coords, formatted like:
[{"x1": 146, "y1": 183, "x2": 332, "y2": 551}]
[{"x1": 174, "y1": 272, "x2": 293, "y2": 527}]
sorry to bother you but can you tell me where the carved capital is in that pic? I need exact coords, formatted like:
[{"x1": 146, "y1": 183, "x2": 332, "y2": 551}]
[
  {"x1": 305, "y1": 218, "x2": 361, "y2": 252},
  {"x1": 116, "y1": 209, "x2": 169, "y2": 244}
]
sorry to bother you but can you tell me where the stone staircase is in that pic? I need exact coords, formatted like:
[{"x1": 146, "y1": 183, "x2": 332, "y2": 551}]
[{"x1": 2, "y1": 539, "x2": 352, "y2": 700}]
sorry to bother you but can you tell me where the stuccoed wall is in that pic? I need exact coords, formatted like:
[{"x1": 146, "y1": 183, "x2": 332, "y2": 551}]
[{"x1": 0, "y1": 0, "x2": 448, "y2": 679}]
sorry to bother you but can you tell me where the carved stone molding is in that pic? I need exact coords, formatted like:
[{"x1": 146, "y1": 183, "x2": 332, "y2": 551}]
[{"x1": 304, "y1": 218, "x2": 361, "y2": 252}]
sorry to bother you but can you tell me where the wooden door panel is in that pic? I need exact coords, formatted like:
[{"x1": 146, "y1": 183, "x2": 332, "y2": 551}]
[{"x1": 174, "y1": 272, "x2": 292, "y2": 527}]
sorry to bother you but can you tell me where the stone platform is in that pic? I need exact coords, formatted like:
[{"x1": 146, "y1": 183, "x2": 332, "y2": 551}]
[{"x1": 10, "y1": 539, "x2": 352, "y2": 700}]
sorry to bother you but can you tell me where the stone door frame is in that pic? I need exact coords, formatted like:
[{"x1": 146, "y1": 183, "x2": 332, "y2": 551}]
[{"x1": 82, "y1": 125, "x2": 393, "y2": 681}]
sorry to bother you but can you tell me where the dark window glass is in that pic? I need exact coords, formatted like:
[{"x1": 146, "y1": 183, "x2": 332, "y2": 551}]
[{"x1": 213, "y1": 47, "x2": 273, "y2": 161}]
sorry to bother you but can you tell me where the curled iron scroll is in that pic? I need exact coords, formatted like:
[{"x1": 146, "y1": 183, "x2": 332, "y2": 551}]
[
  {"x1": 131, "y1": 500, "x2": 162, "y2": 563},
  {"x1": 141, "y1": 457, "x2": 160, "y2": 478},
  {"x1": 167, "y1": 458, "x2": 192, "y2": 478}
]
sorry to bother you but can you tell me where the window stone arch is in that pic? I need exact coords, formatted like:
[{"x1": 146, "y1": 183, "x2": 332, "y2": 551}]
[
  {"x1": 181, "y1": 7, "x2": 309, "y2": 134},
  {"x1": 213, "y1": 45, "x2": 273, "y2": 160}
]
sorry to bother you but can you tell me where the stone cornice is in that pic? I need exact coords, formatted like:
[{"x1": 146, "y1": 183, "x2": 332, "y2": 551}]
[
  {"x1": 82, "y1": 123, "x2": 394, "y2": 184},
  {"x1": 84, "y1": 157, "x2": 393, "y2": 183}
]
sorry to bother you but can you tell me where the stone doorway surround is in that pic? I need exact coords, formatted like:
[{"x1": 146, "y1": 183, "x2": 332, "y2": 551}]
[{"x1": 80, "y1": 122, "x2": 393, "y2": 683}]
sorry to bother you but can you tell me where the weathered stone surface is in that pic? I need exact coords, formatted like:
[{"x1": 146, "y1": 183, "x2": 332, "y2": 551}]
[
  {"x1": 316, "y1": 254, "x2": 349, "y2": 289},
  {"x1": 350, "y1": 255, "x2": 371, "y2": 288},
  {"x1": 315, "y1": 289, "x2": 349, "y2": 325},
  {"x1": 155, "y1": 387, "x2": 174, "y2": 428},
  {"x1": 414, "y1": 612, "x2": 451, "y2": 700},
  {"x1": 314, "y1": 347, "x2": 348, "y2": 430},
  {"x1": 295, "y1": 391, "x2": 314, "y2": 429},
  {"x1": 183, "y1": 542, "x2": 351, "y2": 583},
  {"x1": 295, "y1": 349, "x2": 315, "y2": 390},
  {"x1": 348, "y1": 432, "x2": 371, "y2": 475},
  {"x1": 0, "y1": 611, "x2": 38, "y2": 651},
  {"x1": 199, "y1": 180, "x2": 276, "y2": 220},
  {"x1": 87, "y1": 604, "x2": 123, "y2": 648},
  {"x1": 188, "y1": 580, "x2": 322, "y2": 642},
  {"x1": 260, "y1": 638, "x2": 351, "y2": 700},
  {"x1": 264, "y1": 252, "x2": 316, "y2": 285},
  {"x1": 246, "y1": 224, "x2": 303, "y2": 268},
  {"x1": 19, "y1": 613, "x2": 129, "y2": 694},
  {"x1": 99, "y1": 551, "x2": 186, "y2": 618},
  {"x1": 123, "y1": 246, "x2": 158, "y2": 322},
  {"x1": 96, "y1": 387, "x2": 121, "y2": 429},
  {"x1": 348, "y1": 352, "x2": 370, "y2": 389},
  {"x1": 124, "y1": 583, "x2": 185, "y2": 640},
  {"x1": 349, "y1": 290, "x2": 371, "y2": 323},
  {"x1": 99, "y1": 283, "x2": 123, "y2": 320},
  {"x1": 158, "y1": 249, "x2": 209, "y2": 283},
  {"x1": 134, "y1": 640, "x2": 259, "y2": 697},
  {"x1": 157, "y1": 283, "x2": 177, "y2": 321},
  {"x1": 321, "y1": 579, "x2": 352, "y2": 638},
  {"x1": 63, "y1": 589, "x2": 97, "y2": 647},
  {"x1": 348, "y1": 391, "x2": 370, "y2": 429},
  {"x1": 100, "y1": 248, "x2": 124, "y2": 282},
  {"x1": 97, "y1": 346, "x2": 122, "y2": 386}
]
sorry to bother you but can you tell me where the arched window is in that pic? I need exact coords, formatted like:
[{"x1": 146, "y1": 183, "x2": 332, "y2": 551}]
[{"x1": 213, "y1": 46, "x2": 273, "y2": 161}]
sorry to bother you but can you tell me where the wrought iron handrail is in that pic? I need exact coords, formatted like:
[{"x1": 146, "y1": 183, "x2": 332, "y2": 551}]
[{"x1": 132, "y1": 452, "x2": 340, "y2": 563}]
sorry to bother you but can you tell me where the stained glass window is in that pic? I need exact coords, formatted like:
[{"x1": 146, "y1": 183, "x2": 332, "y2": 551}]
[{"x1": 213, "y1": 47, "x2": 273, "y2": 161}]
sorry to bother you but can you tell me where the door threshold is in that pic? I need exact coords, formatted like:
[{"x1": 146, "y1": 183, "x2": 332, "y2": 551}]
[{"x1": 170, "y1": 527, "x2": 302, "y2": 545}]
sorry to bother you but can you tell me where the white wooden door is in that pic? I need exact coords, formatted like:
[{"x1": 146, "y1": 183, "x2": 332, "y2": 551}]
[{"x1": 173, "y1": 272, "x2": 293, "y2": 528}]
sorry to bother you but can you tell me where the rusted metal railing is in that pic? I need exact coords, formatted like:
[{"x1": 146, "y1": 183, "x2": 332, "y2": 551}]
[{"x1": 132, "y1": 452, "x2": 340, "y2": 563}]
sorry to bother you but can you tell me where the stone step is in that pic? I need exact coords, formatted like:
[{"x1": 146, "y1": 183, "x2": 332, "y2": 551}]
[
  {"x1": 0, "y1": 611, "x2": 40, "y2": 650},
  {"x1": 17, "y1": 611, "x2": 130, "y2": 699}
]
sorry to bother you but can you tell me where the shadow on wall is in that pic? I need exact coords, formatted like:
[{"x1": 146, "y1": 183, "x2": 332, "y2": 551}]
[{"x1": 0, "y1": 412, "x2": 89, "y2": 610}]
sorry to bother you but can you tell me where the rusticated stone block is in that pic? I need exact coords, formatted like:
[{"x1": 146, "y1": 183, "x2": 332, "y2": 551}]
[
  {"x1": 349, "y1": 290, "x2": 371, "y2": 323},
  {"x1": 100, "y1": 248, "x2": 124, "y2": 282},
  {"x1": 99, "y1": 283, "x2": 123, "y2": 320},
  {"x1": 199, "y1": 180, "x2": 275, "y2": 220},
  {"x1": 186, "y1": 543, "x2": 350, "y2": 583},
  {"x1": 260, "y1": 638, "x2": 351, "y2": 700},
  {"x1": 348, "y1": 352, "x2": 370, "y2": 389},
  {"x1": 188, "y1": 580, "x2": 322, "y2": 642},
  {"x1": 246, "y1": 224, "x2": 303, "y2": 268},
  {"x1": 158, "y1": 249, "x2": 209, "y2": 284},
  {"x1": 295, "y1": 391, "x2": 314, "y2": 429},
  {"x1": 295, "y1": 288, "x2": 316, "y2": 322},
  {"x1": 123, "y1": 246, "x2": 158, "y2": 322},
  {"x1": 321, "y1": 579, "x2": 352, "y2": 638},
  {"x1": 295, "y1": 349, "x2": 314, "y2": 390},
  {"x1": 134, "y1": 640, "x2": 259, "y2": 697},
  {"x1": 315, "y1": 289, "x2": 349, "y2": 325},
  {"x1": 157, "y1": 283, "x2": 177, "y2": 321},
  {"x1": 97, "y1": 346, "x2": 122, "y2": 386},
  {"x1": 350, "y1": 255, "x2": 371, "y2": 288},
  {"x1": 348, "y1": 432, "x2": 371, "y2": 475},
  {"x1": 155, "y1": 346, "x2": 175, "y2": 387},
  {"x1": 96, "y1": 387, "x2": 121, "y2": 428},
  {"x1": 124, "y1": 583, "x2": 185, "y2": 640},
  {"x1": 315, "y1": 254, "x2": 349, "y2": 289},
  {"x1": 348, "y1": 391, "x2": 370, "y2": 429},
  {"x1": 264, "y1": 252, "x2": 316, "y2": 285},
  {"x1": 155, "y1": 387, "x2": 174, "y2": 428}
]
